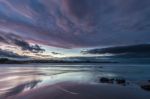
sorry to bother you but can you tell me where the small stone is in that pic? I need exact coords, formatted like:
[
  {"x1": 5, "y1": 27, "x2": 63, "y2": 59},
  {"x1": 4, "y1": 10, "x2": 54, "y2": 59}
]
[
  {"x1": 100, "y1": 77, "x2": 114, "y2": 84},
  {"x1": 115, "y1": 78, "x2": 126, "y2": 84},
  {"x1": 141, "y1": 85, "x2": 150, "y2": 91}
]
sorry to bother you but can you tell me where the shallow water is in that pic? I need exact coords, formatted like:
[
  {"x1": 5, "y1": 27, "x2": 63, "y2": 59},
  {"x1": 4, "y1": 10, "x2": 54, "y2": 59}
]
[{"x1": 0, "y1": 63, "x2": 150, "y2": 97}]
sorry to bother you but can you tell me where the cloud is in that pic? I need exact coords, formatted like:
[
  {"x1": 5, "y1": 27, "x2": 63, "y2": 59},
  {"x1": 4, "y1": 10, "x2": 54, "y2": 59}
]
[
  {"x1": 82, "y1": 44, "x2": 150, "y2": 57},
  {"x1": 0, "y1": 33, "x2": 45, "y2": 53},
  {"x1": 13, "y1": 40, "x2": 45, "y2": 53},
  {"x1": 0, "y1": 35, "x2": 8, "y2": 44},
  {"x1": 0, "y1": 0, "x2": 149, "y2": 48},
  {"x1": 35, "y1": 53, "x2": 52, "y2": 58},
  {"x1": 51, "y1": 52, "x2": 63, "y2": 55},
  {"x1": 0, "y1": 49, "x2": 28, "y2": 58}
]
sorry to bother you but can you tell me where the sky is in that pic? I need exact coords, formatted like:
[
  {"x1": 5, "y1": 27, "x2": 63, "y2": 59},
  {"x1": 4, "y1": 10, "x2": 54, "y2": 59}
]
[{"x1": 0, "y1": 0, "x2": 150, "y2": 59}]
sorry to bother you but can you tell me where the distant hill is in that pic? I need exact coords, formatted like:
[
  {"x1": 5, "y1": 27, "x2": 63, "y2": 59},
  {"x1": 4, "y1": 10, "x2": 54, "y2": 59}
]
[{"x1": 0, "y1": 58, "x2": 117, "y2": 64}]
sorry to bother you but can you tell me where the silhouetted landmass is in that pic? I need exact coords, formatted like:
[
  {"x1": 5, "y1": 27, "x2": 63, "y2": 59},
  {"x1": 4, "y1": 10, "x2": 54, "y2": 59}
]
[{"x1": 0, "y1": 58, "x2": 118, "y2": 64}]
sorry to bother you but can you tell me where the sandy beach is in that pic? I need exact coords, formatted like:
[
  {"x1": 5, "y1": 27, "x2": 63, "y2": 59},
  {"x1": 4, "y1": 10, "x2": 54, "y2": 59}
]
[
  {"x1": 0, "y1": 64, "x2": 150, "y2": 99},
  {"x1": 4, "y1": 81, "x2": 150, "y2": 99}
]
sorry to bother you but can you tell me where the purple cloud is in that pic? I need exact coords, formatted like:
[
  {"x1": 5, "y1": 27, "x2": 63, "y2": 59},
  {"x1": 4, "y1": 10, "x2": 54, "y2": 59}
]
[{"x1": 0, "y1": 0, "x2": 149, "y2": 48}]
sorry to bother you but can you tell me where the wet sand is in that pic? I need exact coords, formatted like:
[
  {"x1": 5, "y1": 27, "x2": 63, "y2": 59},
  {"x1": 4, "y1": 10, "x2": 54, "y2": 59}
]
[
  {"x1": 1, "y1": 64, "x2": 150, "y2": 99},
  {"x1": 5, "y1": 82, "x2": 150, "y2": 99}
]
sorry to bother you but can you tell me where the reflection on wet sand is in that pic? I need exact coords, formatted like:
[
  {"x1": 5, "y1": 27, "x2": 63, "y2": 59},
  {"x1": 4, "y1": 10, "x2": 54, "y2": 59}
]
[
  {"x1": 1, "y1": 80, "x2": 41, "y2": 98},
  {"x1": 5, "y1": 82, "x2": 150, "y2": 99},
  {"x1": 1, "y1": 71, "x2": 150, "y2": 99},
  {"x1": 0, "y1": 63, "x2": 150, "y2": 99},
  {"x1": 0, "y1": 64, "x2": 104, "y2": 96}
]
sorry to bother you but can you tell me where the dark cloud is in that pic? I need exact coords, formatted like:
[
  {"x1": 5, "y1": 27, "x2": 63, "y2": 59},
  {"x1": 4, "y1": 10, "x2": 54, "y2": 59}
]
[
  {"x1": 51, "y1": 52, "x2": 63, "y2": 55},
  {"x1": 0, "y1": 33, "x2": 45, "y2": 53},
  {"x1": 13, "y1": 40, "x2": 45, "y2": 53},
  {"x1": 0, "y1": 0, "x2": 149, "y2": 48},
  {"x1": 0, "y1": 49, "x2": 27, "y2": 58},
  {"x1": 82, "y1": 44, "x2": 150, "y2": 57},
  {"x1": 0, "y1": 35, "x2": 8, "y2": 44}
]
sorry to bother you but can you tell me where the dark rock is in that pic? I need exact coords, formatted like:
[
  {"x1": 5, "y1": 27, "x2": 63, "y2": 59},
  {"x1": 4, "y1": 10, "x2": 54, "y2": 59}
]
[
  {"x1": 141, "y1": 84, "x2": 150, "y2": 91},
  {"x1": 100, "y1": 77, "x2": 114, "y2": 84},
  {"x1": 100, "y1": 77, "x2": 109, "y2": 83},
  {"x1": 109, "y1": 78, "x2": 115, "y2": 83},
  {"x1": 115, "y1": 78, "x2": 126, "y2": 84},
  {"x1": 99, "y1": 77, "x2": 128, "y2": 86}
]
